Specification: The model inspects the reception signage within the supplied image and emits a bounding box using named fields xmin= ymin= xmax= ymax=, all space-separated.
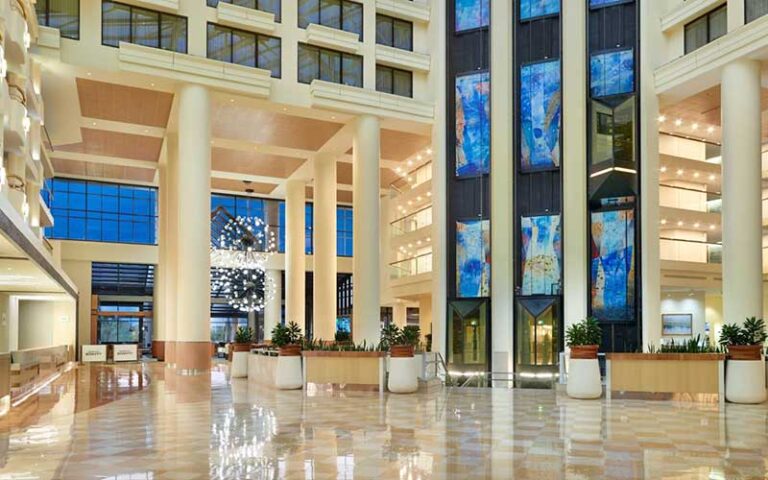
xmin=82 ymin=345 xmax=107 ymax=363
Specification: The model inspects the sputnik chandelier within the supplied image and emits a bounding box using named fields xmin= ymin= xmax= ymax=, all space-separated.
xmin=211 ymin=215 xmax=277 ymax=313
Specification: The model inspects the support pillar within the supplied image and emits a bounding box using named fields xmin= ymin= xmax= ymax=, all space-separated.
xmin=264 ymin=269 xmax=282 ymax=340
xmin=313 ymin=153 xmax=337 ymax=341
xmin=352 ymin=115 xmax=381 ymax=345
xmin=721 ymin=59 xmax=763 ymax=325
xmin=174 ymin=84 xmax=211 ymax=374
xmin=164 ymin=133 xmax=179 ymax=366
xmin=285 ymin=180 xmax=306 ymax=333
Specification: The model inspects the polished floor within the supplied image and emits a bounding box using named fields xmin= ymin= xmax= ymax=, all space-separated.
xmin=0 ymin=363 xmax=766 ymax=479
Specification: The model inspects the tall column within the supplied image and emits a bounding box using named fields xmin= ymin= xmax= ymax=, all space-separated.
xmin=164 ymin=133 xmax=179 ymax=366
xmin=174 ymin=84 xmax=211 ymax=374
xmin=313 ymin=153 xmax=337 ymax=341
xmin=285 ymin=180 xmax=306 ymax=333
xmin=153 ymin=142 xmax=168 ymax=361
xmin=264 ymin=269 xmax=282 ymax=340
xmin=352 ymin=115 xmax=381 ymax=345
xmin=721 ymin=59 xmax=763 ymax=325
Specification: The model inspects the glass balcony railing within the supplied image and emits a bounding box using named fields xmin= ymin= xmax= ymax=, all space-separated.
xmin=391 ymin=205 xmax=432 ymax=236
xmin=660 ymin=237 xmax=721 ymax=264
xmin=659 ymin=184 xmax=721 ymax=213
xmin=389 ymin=252 xmax=432 ymax=279
xmin=390 ymin=162 xmax=432 ymax=193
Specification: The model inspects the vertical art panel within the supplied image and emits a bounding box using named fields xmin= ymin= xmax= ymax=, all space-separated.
xmin=521 ymin=215 xmax=562 ymax=296
xmin=590 ymin=209 xmax=635 ymax=321
xmin=590 ymin=49 xmax=634 ymax=98
xmin=456 ymin=72 xmax=491 ymax=177
xmin=455 ymin=0 xmax=490 ymax=32
xmin=521 ymin=60 xmax=561 ymax=171
xmin=457 ymin=219 xmax=491 ymax=298
xmin=520 ymin=0 xmax=560 ymax=21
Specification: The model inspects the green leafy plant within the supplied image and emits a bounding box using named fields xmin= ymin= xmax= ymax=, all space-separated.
xmin=565 ymin=317 xmax=602 ymax=347
xmin=334 ymin=330 xmax=351 ymax=342
xmin=379 ymin=323 xmax=400 ymax=351
xmin=647 ymin=334 xmax=722 ymax=354
xmin=271 ymin=321 xmax=303 ymax=347
xmin=398 ymin=326 xmax=421 ymax=347
xmin=719 ymin=317 xmax=767 ymax=346
xmin=234 ymin=326 xmax=253 ymax=344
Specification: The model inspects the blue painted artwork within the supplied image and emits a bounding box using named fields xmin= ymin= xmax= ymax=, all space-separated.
xmin=590 ymin=49 xmax=634 ymax=97
xmin=521 ymin=215 xmax=561 ymax=296
xmin=520 ymin=0 xmax=560 ymax=21
xmin=336 ymin=317 xmax=351 ymax=333
xmin=521 ymin=60 xmax=561 ymax=170
xmin=456 ymin=0 xmax=490 ymax=32
xmin=455 ymin=72 xmax=490 ymax=177
xmin=591 ymin=209 xmax=635 ymax=321
xmin=457 ymin=219 xmax=490 ymax=298
xmin=590 ymin=0 xmax=628 ymax=7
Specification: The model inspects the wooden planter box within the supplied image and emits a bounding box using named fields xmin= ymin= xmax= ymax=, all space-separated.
xmin=302 ymin=351 xmax=387 ymax=392
xmin=606 ymin=353 xmax=725 ymax=405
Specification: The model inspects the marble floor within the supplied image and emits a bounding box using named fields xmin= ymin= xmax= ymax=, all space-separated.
xmin=0 ymin=363 xmax=766 ymax=479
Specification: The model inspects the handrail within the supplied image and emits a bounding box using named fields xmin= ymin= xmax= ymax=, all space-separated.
xmin=659 ymin=237 xmax=721 ymax=247
xmin=659 ymin=183 xmax=721 ymax=197
xmin=390 ymin=204 xmax=432 ymax=225
xmin=388 ymin=251 xmax=432 ymax=267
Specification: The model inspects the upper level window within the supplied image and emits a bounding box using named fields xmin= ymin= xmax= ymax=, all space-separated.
xmin=207 ymin=23 xmax=281 ymax=77
xmin=376 ymin=65 xmax=413 ymax=97
xmin=298 ymin=43 xmax=363 ymax=87
xmin=102 ymin=1 xmax=187 ymax=53
xmin=376 ymin=14 xmax=412 ymax=51
xmin=206 ymin=0 xmax=282 ymax=22
xmin=746 ymin=0 xmax=768 ymax=23
xmin=684 ymin=5 xmax=726 ymax=54
xmin=44 ymin=178 xmax=158 ymax=245
xmin=337 ymin=206 xmax=353 ymax=257
xmin=35 ymin=0 xmax=79 ymax=40
xmin=298 ymin=0 xmax=363 ymax=40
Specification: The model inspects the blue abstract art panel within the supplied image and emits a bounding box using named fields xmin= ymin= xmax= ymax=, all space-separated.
xmin=521 ymin=215 xmax=562 ymax=296
xmin=456 ymin=0 xmax=490 ymax=32
xmin=457 ymin=219 xmax=490 ymax=298
xmin=590 ymin=209 xmax=635 ymax=321
xmin=590 ymin=49 xmax=634 ymax=97
xmin=455 ymin=72 xmax=490 ymax=177
xmin=520 ymin=0 xmax=559 ymax=21
xmin=590 ymin=0 xmax=628 ymax=7
xmin=521 ymin=60 xmax=561 ymax=171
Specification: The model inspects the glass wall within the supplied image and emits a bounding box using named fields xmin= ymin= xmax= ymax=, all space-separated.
xmin=102 ymin=1 xmax=187 ymax=53
xmin=206 ymin=0 xmax=282 ymax=22
xmin=298 ymin=0 xmax=363 ymax=39
xmin=298 ymin=43 xmax=363 ymax=87
xmin=35 ymin=0 xmax=79 ymax=39
xmin=206 ymin=23 xmax=281 ymax=77
xmin=684 ymin=5 xmax=726 ymax=54
xmin=44 ymin=178 xmax=158 ymax=244
xmin=376 ymin=14 xmax=412 ymax=50
xmin=747 ymin=0 xmax=768 ymax=23
xmin=376 ymin=65 xmax=413 ymax=97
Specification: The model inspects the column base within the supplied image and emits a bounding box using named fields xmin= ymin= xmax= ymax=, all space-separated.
xmin=176 ymin=341 xmax=212 ymax=375
xmin=165 ymin=341 xmax=177 ymax=368
xmin=151 ymin=341 xmax=166 ymax=361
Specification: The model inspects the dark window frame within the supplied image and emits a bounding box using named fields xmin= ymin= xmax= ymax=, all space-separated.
xmin=36 ymin=0 xmax=81 ymax=40
xmin=684 ymin=4 xmax=727 ymax=54
xmin=205 ymin=0 xmax=282 ymax=23
xmin=297 ymin=43 xmax=363 ymax=87
xmin=375 ymin=13 xmax=413 ymax=51
xmin=206 ymin=22 xmax=282 ymax=78
xmin=101 ymin=0 xmax=188 ymax=53
xmin=376 ymin=64 xmax=413 ymax=98
xmin=297 ymin=0 xmax=364 ymax=40
xmin=745 ymin=0 xmax=768 ymax=23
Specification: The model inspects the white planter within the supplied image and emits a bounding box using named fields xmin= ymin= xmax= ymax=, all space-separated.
xmin=275 ymin=355 xmax=303 ymax=390
xmin=388 ymin=356 xmax=418 ymax=393
xmin=567 ymin=358 xmax=602 ymax=399
xmin=726 ymin=359 xmax=767 ymax=404
xmin=230 ymin=351 xmax=249 ymax=378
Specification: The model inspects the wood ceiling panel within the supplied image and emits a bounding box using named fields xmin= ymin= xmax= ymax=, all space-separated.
xmin=305 ymin=186 xmax=353 ymax=203
xmin=212 ymin=148 xmax=306 ymax=178
xmin=52 ymin=158 xmax=156 ymax=182
xmin=76 ymin=78 xmax=174 ymax=128
xmin=334 ymin=162 xmax=401 ymax=188
xmin=57 ymin=129 xmax=163 ymax=162
xmin=212 ymin=178 xmax=277 ymax=195
xmin=380 ymin=129 xmax=430 ymax=162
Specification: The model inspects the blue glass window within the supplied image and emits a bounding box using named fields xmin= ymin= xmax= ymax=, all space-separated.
xmin=336 ymin=206 xmax=353 ymax=257
xmin=520 ymin=0 xmax=559 ymax=21
xmin=102 ymin=1 xmax=187 ymax=53
xmin=590 ymin=48 xmax=634 ymax=98
xmin=36 ymin=0 xmax=80 ymax=39
xmin=206 ymin=0 xmax=282 ymax=23
xmin=455 ymin=0 xmax=489 ymax=32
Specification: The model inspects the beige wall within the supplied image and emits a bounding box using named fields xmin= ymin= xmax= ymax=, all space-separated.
xmin=62 ymin=260 xmax=92 ymax=347
xmin=18 ymin=299 xmax=76 ymax=350
xmin=0 ymin=294 xmax=10 ymax=352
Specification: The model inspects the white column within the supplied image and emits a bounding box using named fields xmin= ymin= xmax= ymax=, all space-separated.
xmin=153 ymin=141 xmax=168 ymax=361
xmin=721 ymin=59 xmax=763 ymax=325
xmin=313 ymin=153 xmax=337 ymax=341
xmin=174 ymin=84 xmax=211 ymax=374
xmin=264 ymin=269 xmax=282 ymax=340
xmin=164 ymin=133 xmax=179 ymax=366
xmin=352 ymin=115 xmax=381 ymax=345
xmin=285 ymin=180 xmax=306 ymax=333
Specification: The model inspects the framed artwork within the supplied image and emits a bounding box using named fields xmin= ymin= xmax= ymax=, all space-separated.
xmin=662 ymin=314 xmax=693 ymax=336
xmin=455 ymin=71 xmax=491 ymax=177
xmin=590 ymin=49 xmax=634 ymax=97
xmin=590 ymin=208 xmax=635 ymax=321
xmin=521 ymin=214 xmax=562 ymax=296
xmin=520 ymin=0 xmax=559 ymax=21
xmin=521 ymin=59 xmax=561 ymax=171
xmin=590 ymin=0 xmax=632 ymax=8
xmin=455 ymin=0 xmax=490 ymax=32
xmin=456 ymin=219 xmax=491 ymax=298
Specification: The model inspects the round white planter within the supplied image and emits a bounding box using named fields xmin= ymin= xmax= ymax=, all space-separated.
xmin=567 ymin=358 xmax=602 ymax=399
xmin=230 ymin=351 xmax=249 ymax=378
xmin=275 ymin=355 xmax=303 ymax=390
xmin=388 ymin=356 xmax=418 ymax=394
xmin=726 ymin=359 xmax=767 ymax=404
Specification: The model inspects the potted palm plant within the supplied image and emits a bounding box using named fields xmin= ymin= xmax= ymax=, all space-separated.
xmin=565 ymin=317 xmax=602 ymax=399
xmin=719 ymin=317 xmax=767 ymax=404
xmin=232 ymin=326 xmax=253 ymax=353
xmin=385 ymin=325 xmax=421 ymax=394
xmin=229 ymin=326 xmax=253 ymax=378
xmin=271 ymin=321 xmax=304 ymax=390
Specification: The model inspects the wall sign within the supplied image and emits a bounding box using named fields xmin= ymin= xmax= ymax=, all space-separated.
xmin=82 ymin=345 xmax=107 ymax=363
xmin=114 ymin=344 xmax=139 ymax=362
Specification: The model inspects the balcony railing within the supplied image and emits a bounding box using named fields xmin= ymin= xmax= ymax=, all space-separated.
xmin=391 ymin=205 xmax=431 ymax=236
xmin=390 ymin=252 xmax=432 ymax=279
xmin=660 ymin=237 xmax=721 ymax=264
xmin=390 ymin=161 xmax=432 ymax=192
xmin=659 ymin=184 xmax=721 ymax=213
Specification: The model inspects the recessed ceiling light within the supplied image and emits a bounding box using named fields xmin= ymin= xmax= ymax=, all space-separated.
xmin=407 ymin=161 xmax=413 ymax=166
xmin=86 ymin=72 xmax=92 ymax=76
xmin=677 ymin=221 xmax=684 ymax=226
xmin=416 ymin=196 xmax=422 ymax=201
xmin=660 ymin=166 xmax=667 ymax=173
xmin=709 ymin=174 xmax=716 ymax=181
xmin=426 ymin=192 xmax=432 ymax=197
xmin=660 ymin=219 xmax=667 ymax=225
xmin=658 ymin=115 xmax=666 ymax=122
xmin=91 ymin=121 xmax=96 ymax=126
xmin=709 ymin=224 xmax=716 ymax=230
xmin=707 ymin=126 xmax=715 ymax=133
xmin=692 ymin=123 xmax=699 ymax=130
xmin=150 ymin=82 xmax=155 ymax=87
xmin=693 ymin=172 xmax=700 ymax=178
xmin=675 ymin=119 xmax=683 ymax=127
xmin=417 ymin=155 xmax=423 ymax=161
xmin=426 ymin=148 xmax=433 ymax=154
xmin=676 ymin=169 xmax=684 ymax=176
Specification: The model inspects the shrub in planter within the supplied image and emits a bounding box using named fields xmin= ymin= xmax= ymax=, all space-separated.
xmin=565 ymin=317 xmax=602 ymax=399
xmin=232 ymin=326 xmax=254 ymax=353
xmin=383 ymin=324 xmax=421 ymax=394
xmin=271 ymin=321 xmax=304 ymax=390
xmin=719 ymin=317 xmax=767 ymax=360
xmin=719 ymin=317 xmax=767 ymax=404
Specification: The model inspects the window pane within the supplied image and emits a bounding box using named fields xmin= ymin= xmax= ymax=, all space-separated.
xmin=376 ymin=66 xmax=393 ymax=93
xmin=684 ymin=16 xmax=707 ymax=53
xmin=393 ymin=69 xmax=412 ymax=97
xmin=298 ymin=44 xmax=318 ymax=83
xmin=257 ymin=36 xmax=281 ymax=77
xmin=376 ymin=15 xmax=393 ymax=46
xmin=208 ymin=24 xmax=232 ymax=62
xmin=747 ymin=0 xmax=768 ymax=23
xmin=233 ymin=0 xmax=257 ymax=8
xmin=49 ymin=0 xmax=80 ymax=39
xmin=341 ymin=54 xmax=362 ymax=87
xmin=160 ymin=14 xmax=187 ymax=53
xmin=298 ymin=0 xmax=320 ymax=28
xmin=613 ymin=97 xmax=635 ymax=164
xmin=232 ymin=30 xmax=256 ymax=67
xmin=259 ymin=0 xmax=281 ymax=22
xmin=320 ymin=49 xmax=341 ymax=83
xmin=320 ymin=0 xmax=341 ymax=29
xmin=393 ymin=19 xmax=412 ymax=50
xmin=132 ymin=8 xmax=160 ymax=48
xmin=708 ymin=7 xmax=727 ymax=41
xmin=102 ymin=1 xmax=131 ymax=47
xmin=342 ymin=1 xmax=363 ymax=38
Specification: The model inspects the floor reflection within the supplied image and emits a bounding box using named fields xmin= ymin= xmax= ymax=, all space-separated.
xmin=0 ymin=362 xmax=763 ymax=479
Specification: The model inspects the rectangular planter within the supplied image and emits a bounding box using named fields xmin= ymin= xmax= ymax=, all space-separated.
xmin=606 ymin=353 xmax=725 ymax=405
xmin=302 ymin=351 xmax=386 ymax=392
